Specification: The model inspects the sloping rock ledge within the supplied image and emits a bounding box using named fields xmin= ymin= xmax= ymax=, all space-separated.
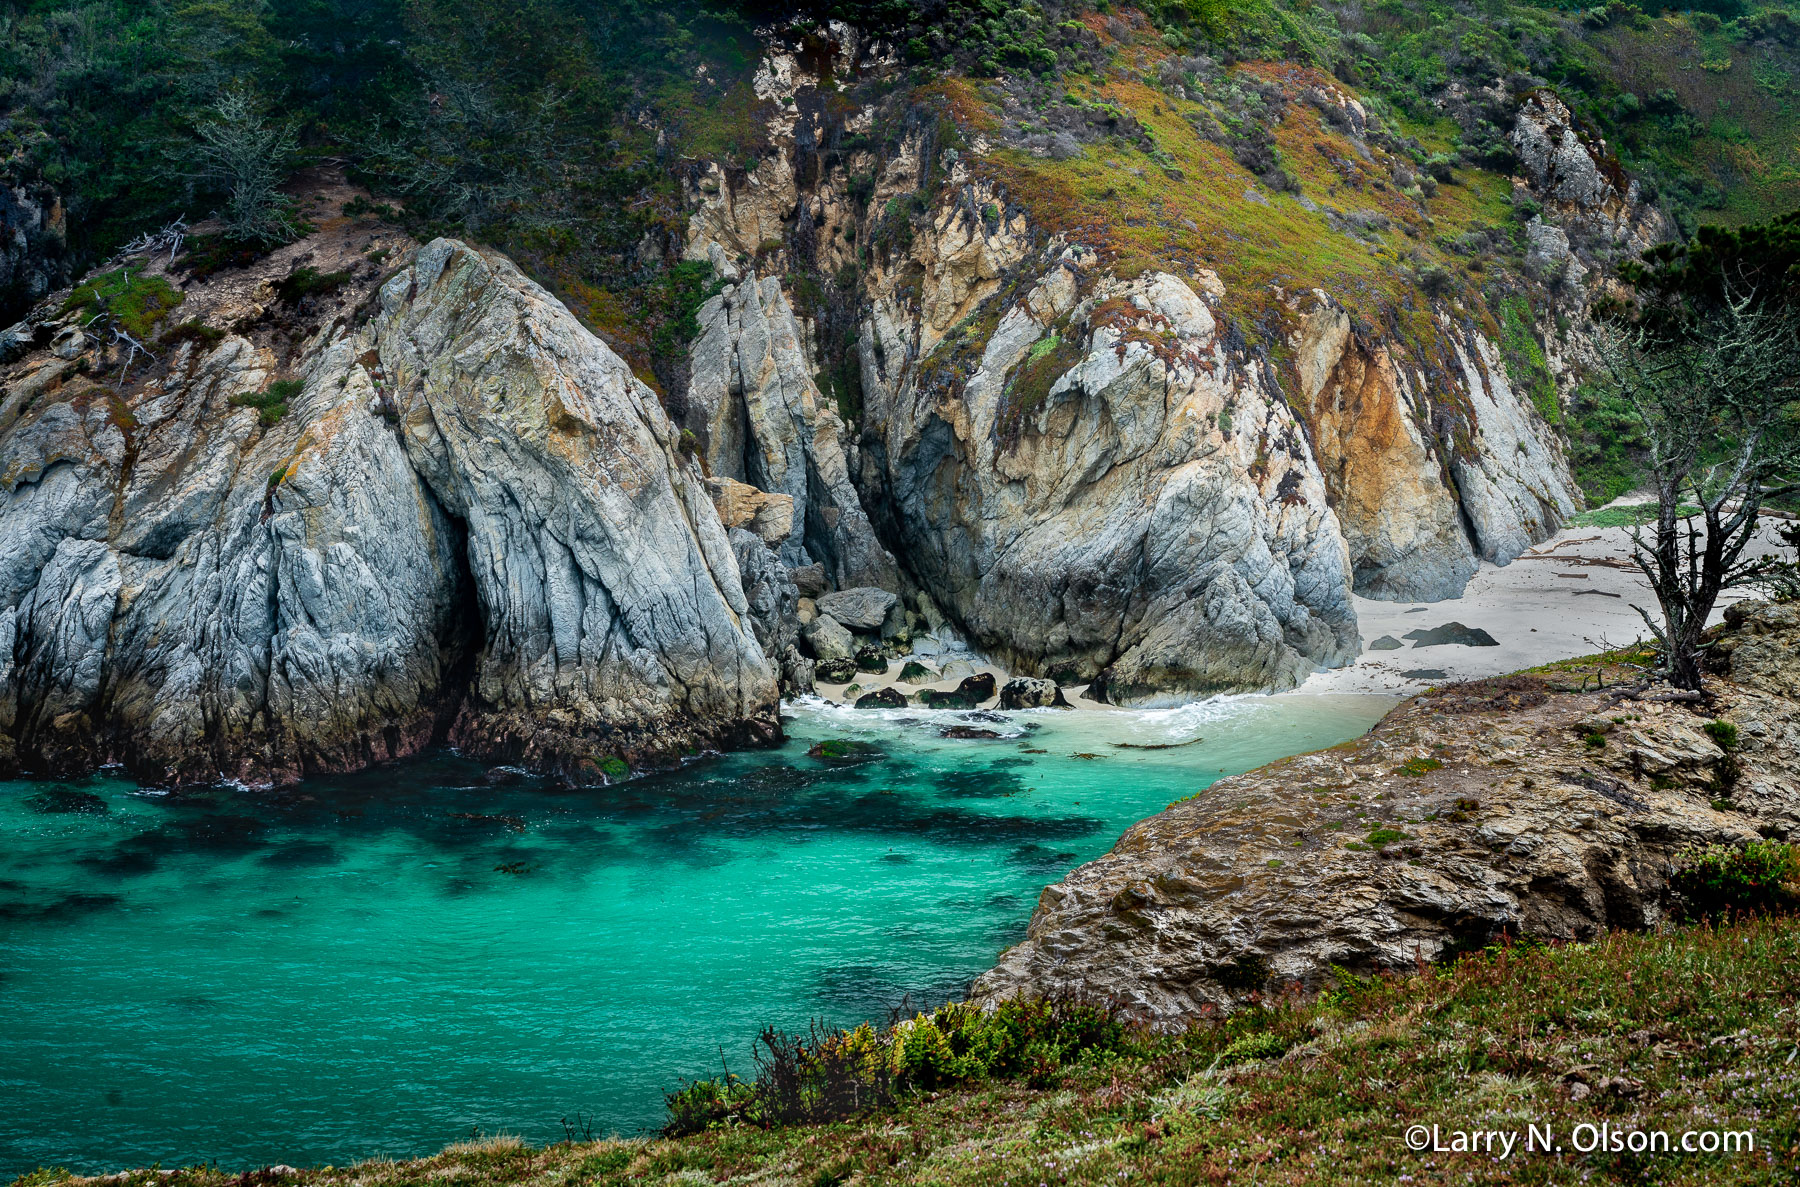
xmin=974 ymin=601 xmax=1800 ymax=1027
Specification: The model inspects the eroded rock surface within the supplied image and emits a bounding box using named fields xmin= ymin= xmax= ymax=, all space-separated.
xmin=0 ymin=225 xmax=779 ymax=785
xmin=974 ymin=604 xmax=1800 ymax=1027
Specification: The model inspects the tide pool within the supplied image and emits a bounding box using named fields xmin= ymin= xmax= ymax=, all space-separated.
xmin=0 ymin=693 xmax=1391 ymax=1176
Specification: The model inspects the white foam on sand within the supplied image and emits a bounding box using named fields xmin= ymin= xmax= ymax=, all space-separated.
xmin=1298 ymin=505 xmax=1793 ymax=695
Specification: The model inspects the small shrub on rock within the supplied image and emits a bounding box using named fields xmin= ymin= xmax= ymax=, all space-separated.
xmin=1669 ymin=841 xmax=1800 ymax=921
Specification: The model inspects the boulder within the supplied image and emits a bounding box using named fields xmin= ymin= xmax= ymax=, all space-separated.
xmin=855 ymin=647 xmax=889 ymax=675
xmin=955 ymin=673 xmax=997 ymax=704
xmin=705 ymin=476 xmax=795 ymax=545
xmin=816 ymin=587 xmax=899 ymax=633
xmin=802 ymin=614 xmax=855 ymax=662
xmin=898 ymin=660 xmax=936 ymax=683
xmin=1369 ymin=635 xmax=1403 ymax=651
xmin=855 ymin=686 xmax=907 ymax=709
xmin=790 ymin=564 xmax=828 ymax=599
xmin=1405 ymin=622 xmax=1500 ymax=648
xmin=999 ymin=676 xmax=1067 ymax=709
xmin=813 ymin=657 xmax=856 ymax=684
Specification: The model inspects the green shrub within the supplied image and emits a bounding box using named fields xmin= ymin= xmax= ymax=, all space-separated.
xmin=231 ymin=377 xmax=304 ymax=427
xmin=1218 ymin=1030 xmax=1289 ymax=1065
xmin=275 ymin=265 xmax=353 ymax=302
xmin=1365 ymin=827 xmax=1408 ymax=847
xmin=61 ymin=268 xmax=183 ymax=339
xmin=1703 ymin=719 xmax=1738 ymax=749
xmin=1394 ymin=756 xmax=1442 ymax=777
xmin=662 ymin=994 xmax=1128 ymax=1136
xmin=1669 ymin=841 xmax=1800 ymax=920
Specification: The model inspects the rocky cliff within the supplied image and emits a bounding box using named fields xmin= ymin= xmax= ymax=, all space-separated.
xmin=0 ymin=204 xmax=778 ymax=786
xmin=0 ymin=17 xmax=1686 ymax=775
xmin=672 ymin=29 xmax=1617 ymax=701
xmin=973 ymin=602 xmax=1800 ymax=1026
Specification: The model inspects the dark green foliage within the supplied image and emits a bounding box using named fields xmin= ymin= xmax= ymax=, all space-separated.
xmin=231 ymin=378 xmax=304 ymax=427
xmin=274 ymin=266 xmax=353 ymax=303
xmin=1704 ymin=719 xmax=1740 ymax=748
xmin=1566 ymin=383 xmax=1649 ymax=503
xmin=646 ymin=261 xmax=723 ymax=367
xmin=663 ymin=995 xmax=1128 ymax=1135
xmin=1497 ymin=295 xmax=1559 ymax=425
xmin=1668 ymin=841 xmax=1800 ymax=920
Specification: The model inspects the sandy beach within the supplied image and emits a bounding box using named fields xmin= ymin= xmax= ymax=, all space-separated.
xmin=812 ymin=503 xmax=1792 ymax=707
xmin=1298 ymin=506 xmax=1793 ymax=695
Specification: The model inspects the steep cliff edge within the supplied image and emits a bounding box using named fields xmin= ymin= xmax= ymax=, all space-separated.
xmin=973 ymin=602 xmax=1800 ymax=1026
xmin=0 ymin=209 xmax=778 ymax=786
xmin=672 ymin=28 xmax=1614 ymax=699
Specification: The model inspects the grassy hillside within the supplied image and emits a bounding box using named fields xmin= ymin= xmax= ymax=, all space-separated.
xmin=16 ymin=912 xmax=1796 ymax=1184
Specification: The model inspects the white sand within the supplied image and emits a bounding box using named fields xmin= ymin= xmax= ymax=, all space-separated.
xmin=807 ymin=503 xmax=1791 ymax=705
xmin=1298 ymin=507 xmax=1792 ymax=695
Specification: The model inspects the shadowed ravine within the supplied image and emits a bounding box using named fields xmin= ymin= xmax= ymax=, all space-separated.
xmin=0 ymin=694 xmax=1389 ymax=1176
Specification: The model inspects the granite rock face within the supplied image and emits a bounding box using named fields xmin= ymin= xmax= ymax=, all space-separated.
xmin=860 ymin=254 xmax=1360 ymax=700
xmin=688 ymin=267 xmax=898 ymax=589
xmin=0 ymin=230 xmax=780 ymax=785
xmin=677 ymin=46 xmax=1591 ymax=694
xmin=974 ymin=605 xmax=1800 ymax=1027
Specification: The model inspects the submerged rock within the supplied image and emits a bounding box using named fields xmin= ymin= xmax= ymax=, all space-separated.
xmin=806 ymin=738 xmax=883 ymax=765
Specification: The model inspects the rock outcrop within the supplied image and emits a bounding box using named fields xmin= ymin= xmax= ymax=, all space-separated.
xmin=862 ymin=256 xmax=1360 ymax=699
xmin=676 ymin=40 xmax=1594 ymax=697
xmin=688 ymin=265 xmax=898 ymax=589
xmin=974 ymin=604 xmax=1800 ymax=1027
xmin=0 ymin=224 xmax=780 ymax=785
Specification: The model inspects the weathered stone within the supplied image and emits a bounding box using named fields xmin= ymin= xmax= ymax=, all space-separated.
xmin=0 ymin=236 xmax=781 ymax=785
xmin=1405 ymin=622 xmax=1499 ymax=648
xmin=801 ymin=614 xmax=855 ymax=662
xmin=854 ymin=646 xmax=889 ymax=675
xmin=813 ymin=657 xmax=856 ymax=684
xmin=898 ymin=660 xmax=936 ymax=683
xmin=855 ymin=686 xmax=906 ymax=709
xmin=1369 ymin=635 xmax=1403 ymax=651
xmin=706 ymin=476 xmax=795 ymax=545
xmin=790 ymin=564 xmax=827 ymax=599
xmin=816 ymin=586 xmax=899 ymax=632
xmin=686 ymin=270 xmax=898 ymax=587
xmin=955 ymin=673 xmax=997 ymax=704
xmin=975 ymin=608 xmax=1800 ymax=1027
xmin=999 ymin=676 xmax=1066 ymax=709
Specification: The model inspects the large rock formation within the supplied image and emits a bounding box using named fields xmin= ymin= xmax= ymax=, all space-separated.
xmin=973 ymin=603 xmax=1800 ymax=1027
xmin=0 ymin=227 xmax=779 ymax=785
xmin=677 ymin=41 xmax=1593 ymax=698
xmin=862 ymin=253 xmax=1360 ymax=699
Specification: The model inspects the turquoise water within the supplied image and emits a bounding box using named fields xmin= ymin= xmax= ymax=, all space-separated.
xmin=0 ymin=693 xmax=1390 ymax=1176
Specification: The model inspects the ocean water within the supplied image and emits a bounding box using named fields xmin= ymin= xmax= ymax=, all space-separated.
xmin=0 ymin=693 xmax=1391 ymax=1176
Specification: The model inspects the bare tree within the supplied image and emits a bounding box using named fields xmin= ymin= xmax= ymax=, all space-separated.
xmin=1592 ymin=286 xmax=1800 ymax=689
xmin=194 ymin=86 xmax=297 ymax=244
